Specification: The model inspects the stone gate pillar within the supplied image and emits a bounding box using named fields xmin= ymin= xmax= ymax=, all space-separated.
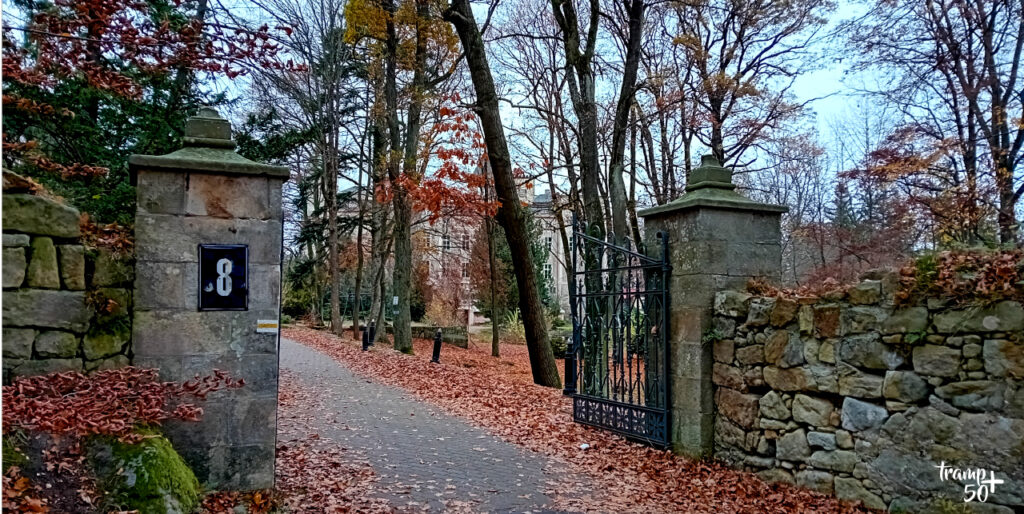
xmin=129 ymin=108 xmax=288 ymax=489
xmin=638 ymin=155 xmax=785 ymax=457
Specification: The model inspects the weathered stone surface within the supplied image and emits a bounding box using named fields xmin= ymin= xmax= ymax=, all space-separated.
xmin=835 ymin=430 xmax=853 ymax=449
xmin=184 ymin=174 xmax=272 ymax=219
xmin=763 ymin=366 xmax=811 ymax=391
xmin=715 ymin=291 xmax=751 ymax=317
xmin=716 ymin=387 xmax=760 ymax=428
xmin=847 ymin=280 xmax=881 ymax=305
xmin=764 ymin=330 xmax=804 ymax=368
xmin=882 ymin=370 xmax=929 ymax=403
xmin=838 ymin=365 xmax=884 ymax=398
xmin=814 ymin=304 xmax=841 ymax=338
xmin=713 ymin=363 xmax=745 ymax=391
xmin=881 ymin=307 xmax=929 ymax=334
xmin=713 ymin=316 xmax=736 ymax=339
xmin=716 ymin=416 xmax=756 ymax=452
xmin=713 ymin=339 xmax=735 ymax=363
xmin=26 ymin=237 xmax=60 ymax=288
xmin=35 ymin=331 xmax=78 ymax=358
xmin=776 ymin=429 xmax=810 ymax=461
xmin=83 ymin=323 xmax=131 ymax=360
xmin=135 ymin=213 xmax=282 ymax=265
xmin=743 ymin=367 xmax=764 ymax=388
xmin=2 ymin=289 xmax=91 ymax=332
xmin=807 ymin=431 xmax=837 ymax=450
xmin=85 ymin=354 xmax=130 ymax=372
xmin=984 ymin=339 xmax=1024 ymax=379
xmin=836 ymin=332 xmax=905 ymax=370
xmin=841 ymin=398 xmax=888 ymax=431
xmin=736 ymin=344 xmax=764 ymax=365
xmin=818 ymin=339 xmax=835 ymax=363
xmin=2 ymin=194 xmax=81 ymax=238
xmin=807 ymin=450 xmax=860 ymax=473
xmin=964 ymin=342 xmax=983 ymax=358
xmin=912 ymin=344 xmax=961 ymax=377
xmin=934 ymin=301 xmax=1024 ymax=333
xmin=757 ymin=468 xmax=794 ymax=485
xmin=798 ymin=305 xmax=814 ymax=334
xmin=934 ymin=381 xmax=1005 ymax=411
xmin=3 ymin=247 xmax=26 ymax=287
xmin=795 ymin=469 xmax=834 ymax=494
xmin=759 ymin=390 xmax=790 ymax=420
xmin=57 ymin=245 xmax=86 ymax=290
xmin=792 ymin=394 xmax=834 ymax=427
xmin=94 ymin=287 xmax=131 ymax=321
xmin=91 ymin=248 xmax=134 ymax=287
xmin=842 ymin=306 xmax=887 ymax=334
xmin=770 ymin=298 xmax=799 ymax=327
xmin=3 ymin=327 xmax=35 ymax=359
xmin=746 ymin=298 xmax=774 ymax=326
xmin=833 ymin=477 xmax=885 ymax=510
xmin=3 ymin=234 xmax=29 ymax=247
xmin=807 ymin=364 xmax=838 ymax=393
xmin=10 ymin=358 xmax=83 ymax=376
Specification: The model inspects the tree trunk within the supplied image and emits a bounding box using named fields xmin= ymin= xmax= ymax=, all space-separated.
xmin=445 ymin=0 xmax=561 ymax=387
xmin=606 ymin=0 xmax=645 ymax=243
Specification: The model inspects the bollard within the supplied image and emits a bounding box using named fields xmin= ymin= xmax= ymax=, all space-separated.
xmin=362 ymin=328 xmax=369 ymax=351
xmin=431 ymin=328 xmax=442 ymax=363
xmin=369 ymin=321 xmax=376 ymax=346
xmin=563 ymin=335 xmax=577 ymax=396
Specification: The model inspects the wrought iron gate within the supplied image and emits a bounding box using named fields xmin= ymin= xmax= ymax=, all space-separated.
xmin=564 ymin=219 xmax=671 ymax=447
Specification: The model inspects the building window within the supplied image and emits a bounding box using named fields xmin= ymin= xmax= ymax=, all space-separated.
xmin=545 ymin=236 xmax=553 ymax=251
xmin=543 ymin=263 xmax=552 ymax=280
xmin=442 ymin=233 xmax=451 ymax=250
xmin=462 ymin=263 xmax=469 ymax=279
xmin=462 ymin=234 xmax=470 ymax=250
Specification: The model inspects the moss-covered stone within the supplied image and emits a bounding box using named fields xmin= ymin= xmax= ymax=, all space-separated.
xmin=88 ymin=430 xmax=200 ymax=514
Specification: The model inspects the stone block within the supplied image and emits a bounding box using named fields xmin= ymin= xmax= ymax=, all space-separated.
xmin=881 ymin=307 xmax=928 ymax=334
xmin=85 ymin=355 xmax=130 ymax=373
xmin=847 ymin=280 xmax=881 ymax=305
xmin=57 ymin=245 xmax=86 ymax=290
xmin=983 ymin=339 xmax=1024 ymax=379
xmin=35 ymin=331 xmax=78 ymax=358
xmin=792 ymin=394 xmax=834 ymax=427
xmin=798 ymin=305 xmax=814 ymax=334
xmin=838 ymin=364 xmax=884 ymax=398
xmin=83 ymin=324 xmax=130 ymax=360
xmin=795 ymin=469 xmax=834 ymax=494
xmin=836 ymin=332 xmax=906 ymax=370
xmin=26 ymin=237 xmax=60 ymax=288
xmin=835 ymin=430 xmax=853 ymax=449
xmin=2 ymin=289 xmax=91 ymax=332
xmin=841 ymin=306 xmax=887 ymax=334
xmin=94 ymin=288 xmax=131 ymax=322
xmin=716 ymin=387 xmax=759 ymax=428
xmin=91 ymin=248 xmax=134 ymax=287
xmin=807 ymin=450 xmax=859 ymax=474
xmin=757 ymin=469 xmax=794 ymax=485
xmin=2 ymin=194 xmax=80 ymax=238
xmin=763 ymin=366 xmax=811 ymax=391
xmin=912 ymin=344 xmax=961 ymax=377
xmin=11 ymin=358 xmax=83 ymax=377
xmin=934 ymin=381 xmax=1005 ymax=411
xmin=2 ymin=247 xmax=26 ymax=288
xmin=712 ymin=316 xmax=736 ymax=339
xmin=136 ymin=213 xmax=283 ymax=265
xmin=713 ymin=339 xmax=734 ymax=363
xmin=841 ymin=398 xmax=887 ymax=431
xmin=934 ymin=301 xmax=1024 ymax=333
xmin=882 ymin=370 xmax=929 ymax=403
xmin=963 ymin=343 xmax=982 ymax=358
xmin=818 ymin=339 xmax=835 ymax=363
xmin=745 ymin=298 xmax=774 ymax=326
xmin=765 ymin=330 xmax=805 ymax=368
xmin=777 ymin=429 xmax=810 ymax=461
xmin=713 ymin=363 xmax=745 ymax=391
xmin=806 ymin=431 xmax=836 ymax=450
xmin=770 ymin=297 xmax=798 ymax=327
xmin=3 ymin=327 xmax=35 ymax=359
xmin=134 ymin=261 xmax=193 ymax=310
xmin=714 ymin=415 xmax=752 ymax=452
xmin=136 ymin=170 xmax=185 ymax=214
xmin=185 ymin=174 xmax=272 ymax=219
xmin=3 ymin=234 xmax=29 ymax=247
xmin=743 ymin=367 xmax=764 ymax=388
xmin=759 ymin=391 xmax=790 ymax=420
xmin=736 ymin=344 xmax=764 ymax=365
xmin=807 ymin=364 xmax=838 ymax=393
xmin=813 ymin=304 xmax=840 ymax=338
xmin=833 ymin=477 xmax=886 ymax=510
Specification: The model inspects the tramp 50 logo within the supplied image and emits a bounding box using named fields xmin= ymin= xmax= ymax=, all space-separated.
xmin=934 ymin=462 xmax=1005 ymax=503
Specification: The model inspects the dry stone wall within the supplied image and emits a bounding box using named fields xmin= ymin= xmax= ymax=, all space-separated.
xmin=711 ymin=274 xmax=1024 ymax=512
xmin=2 ymin=179 xmax=133 ymax=381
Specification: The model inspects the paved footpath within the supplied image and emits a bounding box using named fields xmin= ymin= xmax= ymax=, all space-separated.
xmin=279 ymin=338 xmax=565 ymax=512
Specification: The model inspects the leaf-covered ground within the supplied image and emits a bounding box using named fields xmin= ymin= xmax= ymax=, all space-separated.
xmin=283 ymin=327 xmax=869 ymax=513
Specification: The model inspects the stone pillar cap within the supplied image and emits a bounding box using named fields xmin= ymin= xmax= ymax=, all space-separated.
xmin=128 ymin=107 xmax=289 ymax=180
xmin=637 ymin=154 xmax=787 ymax=217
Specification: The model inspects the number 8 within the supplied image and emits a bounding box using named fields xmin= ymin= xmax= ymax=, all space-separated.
xmin=216 ymin=258 xmax=233 ymax=296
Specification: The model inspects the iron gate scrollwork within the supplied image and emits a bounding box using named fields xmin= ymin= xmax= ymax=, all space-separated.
xmin=564 ymin=218 xmax=671 ymax=447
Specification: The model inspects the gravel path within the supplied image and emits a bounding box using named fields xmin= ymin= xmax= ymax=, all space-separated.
xmin=279 ymin=337 xmax=564 ymax=512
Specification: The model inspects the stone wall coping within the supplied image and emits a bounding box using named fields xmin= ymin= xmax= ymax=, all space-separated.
xmin=638 ymin=189 xmax=789 ymax=218
xmin=129 ymin=148 xmax=289 ymax=180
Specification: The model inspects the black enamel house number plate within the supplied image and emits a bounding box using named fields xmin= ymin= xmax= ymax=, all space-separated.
xmin=198 ymin=244 xmax=248 ymax=311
